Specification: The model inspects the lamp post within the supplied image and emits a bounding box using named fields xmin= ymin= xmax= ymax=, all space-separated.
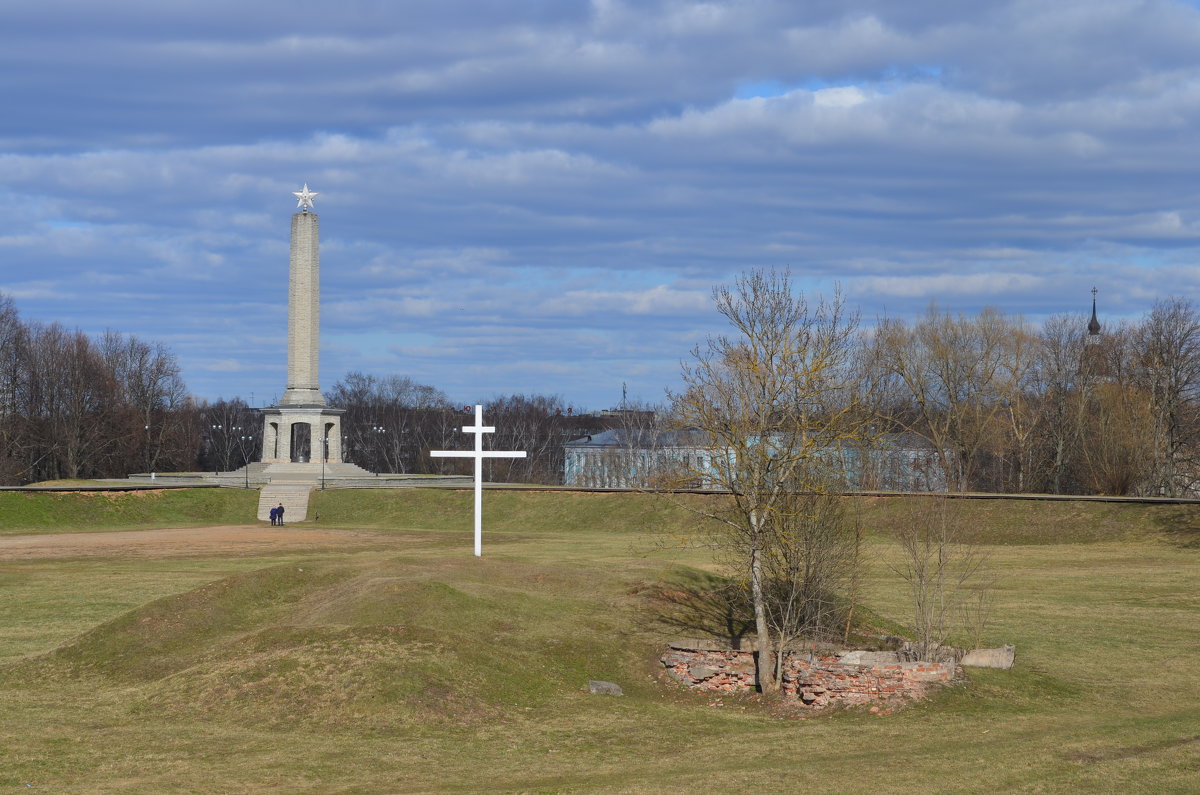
xmin=321 ymin=436 xmax=328 ymax=490
xmin=240 ymin=435 xmax=255 ymax=488
xmin=371 ymin=425 xmax=386 ymax=476
xmin=231 ymin=425 xmax=241 ymax=478
xmin=211 ymin=424 xmax=222 ymax=476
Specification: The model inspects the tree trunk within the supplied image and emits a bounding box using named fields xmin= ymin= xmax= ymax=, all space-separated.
xmin=748 ymin=527 xmax=777 ymax=694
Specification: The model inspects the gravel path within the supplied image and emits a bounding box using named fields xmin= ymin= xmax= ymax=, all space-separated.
xmin=0 ymin=525 xmax=393 ymax=560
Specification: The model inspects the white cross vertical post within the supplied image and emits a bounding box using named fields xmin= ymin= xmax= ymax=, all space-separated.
xmin=430 ymin=405 xmax=526 ymax=557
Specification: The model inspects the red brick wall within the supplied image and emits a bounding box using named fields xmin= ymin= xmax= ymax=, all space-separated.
xmin=661 ymin=644 xmax=957 ymax=708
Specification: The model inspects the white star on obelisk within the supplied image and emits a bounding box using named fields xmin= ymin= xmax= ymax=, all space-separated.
xmin=431 ymin=405 xmax=527 ymax=557
xmin=293 ymin=183 xmax=318 ymax=211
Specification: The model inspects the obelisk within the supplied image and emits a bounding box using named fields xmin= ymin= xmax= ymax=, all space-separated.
xmin=281 ymin=184 xmax=324 ymax=406
xmin=260 ymin=184 xmax=343 ymax=464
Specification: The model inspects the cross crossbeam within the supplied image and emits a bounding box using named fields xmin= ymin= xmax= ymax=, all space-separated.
xmin=430 ymin=404 xmax=526 ymax=556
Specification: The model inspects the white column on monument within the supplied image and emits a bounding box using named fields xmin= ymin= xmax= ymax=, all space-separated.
xmin=326 ymin=418 xmax=343 ymax=463
xmin=279 ymin=421 xmax=293 ymax=461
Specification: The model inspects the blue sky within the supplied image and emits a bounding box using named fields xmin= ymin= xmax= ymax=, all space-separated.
xmin=5 ymin=0 xmax=1200 ymax=410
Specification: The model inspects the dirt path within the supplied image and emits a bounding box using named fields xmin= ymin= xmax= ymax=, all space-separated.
xmin=0 ymin=525 xmax=395 ymax=560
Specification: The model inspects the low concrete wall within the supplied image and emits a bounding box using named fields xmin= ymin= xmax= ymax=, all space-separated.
xmin=661 ymin=641 xmax=958 ymax=708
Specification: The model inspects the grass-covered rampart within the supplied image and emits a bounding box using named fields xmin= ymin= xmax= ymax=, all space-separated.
xmin=312 ymin=487 xmax=1200 ymax=546
xmin=5 ymin=484 xmax=1198 ymax=547
xmin=0 ymin=487 xmax=258 ymax=535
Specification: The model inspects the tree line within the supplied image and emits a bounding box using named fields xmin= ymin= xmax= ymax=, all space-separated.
xmin=3 ymin=282 xmax=1199 ymax=496
xmin=868 ymin=298 xmax=1200 ymax=497
xmin=629 ymin=287 xmax=1200 ymax=500
xmin=0 ymin=291 xmax=615 ymax=484
xmin=326 ymin=372 xmax=614 ymax=481
xmin=0 ymin=294 xmax=196 ymax=483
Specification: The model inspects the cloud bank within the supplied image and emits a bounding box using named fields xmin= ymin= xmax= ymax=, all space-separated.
xmin=3 ymin=0 xmax=1200 ymax=407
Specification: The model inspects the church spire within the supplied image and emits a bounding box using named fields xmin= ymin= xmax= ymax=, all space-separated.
xmin=1087 ymin=287 xmax=1101 ymax=336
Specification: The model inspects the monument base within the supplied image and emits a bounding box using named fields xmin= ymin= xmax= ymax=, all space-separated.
xmin=260 ymin=405 xmax=345 ymax=464
xmin=121 ymin=462 xmax=470 ymax=490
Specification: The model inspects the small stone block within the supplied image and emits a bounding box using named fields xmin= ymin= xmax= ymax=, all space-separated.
xmin=588 ymin=680 xmax=624 ymax=696
xmin=961 ymin=645 xmax=1016 ymax=669
xmin=688 ymin=664 xmax=721 ymax=680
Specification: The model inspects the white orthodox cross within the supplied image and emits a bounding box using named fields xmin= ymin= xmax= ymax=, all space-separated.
xmin=430 ymin=404 xmax=526 ymax=557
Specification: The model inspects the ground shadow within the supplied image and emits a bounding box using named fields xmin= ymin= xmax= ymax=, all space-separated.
xmin=1148 ymin=505 xmax=1200 ymax=549
xmin=637 ymin=570 xmax=754 ymax=649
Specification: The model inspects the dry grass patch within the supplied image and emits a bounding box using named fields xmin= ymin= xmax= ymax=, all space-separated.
xmin=0 ymin=492 xmax=1197 ymax=791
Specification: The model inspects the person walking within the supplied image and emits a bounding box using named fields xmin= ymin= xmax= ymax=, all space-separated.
xmin=276 ymin=503 xmax=285 ymax=526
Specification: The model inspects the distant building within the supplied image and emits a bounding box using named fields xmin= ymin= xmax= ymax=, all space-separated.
xmin=563 ymin=429 xmax=947 ymax=491
xmin=563 ymin=428 xmax=711 ymax=489
xmin=834 ymin=434 xmax=948 ymax=492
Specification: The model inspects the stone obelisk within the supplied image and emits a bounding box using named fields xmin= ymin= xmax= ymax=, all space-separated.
xmin=281 ymin=197 xmax=323 ymax=407
xmin=260 ymin=185 xmax=343 ymax=464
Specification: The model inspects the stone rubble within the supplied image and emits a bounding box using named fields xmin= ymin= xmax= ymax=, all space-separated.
xmin=661 ymin=641 xmax=959 ymax=709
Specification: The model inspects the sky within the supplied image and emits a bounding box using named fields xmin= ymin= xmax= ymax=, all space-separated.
xmin=5 ymin=0 xmax=1200 ymax=410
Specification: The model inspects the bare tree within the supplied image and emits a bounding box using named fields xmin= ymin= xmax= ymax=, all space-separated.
xmin=100 ymin=331 xmax=192 ymax=474
xmin=18 ymin=323 xmax=120 ymax=480
xmin=485 ymin=393 xmax=582 ymax=483
xmin=758 ymin=487 xmax=863 ymax=681
xmin=1079 ymin=381 xmax=1154 ymax=495
xmin=0 ymin=294 xmax=27 ymax=482
xmin=1031 ymin=314 xmax=1090 ymax=494
xmin=327 ymin=371 xmax=452 ymax=474
xmin=669 ymin=269 xmax=870 ymax=693
xmin=0 ymin=291 xmax=204 ymax=484
xmin=996 ymin=319 xmax=1039 ymax=492
xmin=198 ymin=398 xmax=259 ymax=473
xmin=1132 ymin=298 xmax=1200 ymax=496
xmin=872 ymin=306 xmax=1020 ymax=491
xmin=893 ymin=496 xmax=992 ymax=661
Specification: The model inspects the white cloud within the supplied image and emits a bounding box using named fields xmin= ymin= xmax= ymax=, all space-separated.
xmin=536 ymin=284 xmax=709 ymax=316
xmin=857 ymin=272 xmax=1047 ymax=298
xmin=812 ymin=86 xmax=870 ymax=108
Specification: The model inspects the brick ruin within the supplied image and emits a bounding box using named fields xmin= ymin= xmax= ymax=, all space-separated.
xmin=661 ymin=640 xmax=958 ymax=708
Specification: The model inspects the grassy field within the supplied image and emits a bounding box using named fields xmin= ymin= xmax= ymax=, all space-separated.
xmin=0 ymin=488 xmax=1197 ymax=792
xmin=0 ymin=487 xmax=258 ymax=534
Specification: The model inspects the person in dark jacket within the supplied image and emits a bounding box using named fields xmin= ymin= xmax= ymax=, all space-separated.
xmin=269 ymin=506 xmax=278 ymax=526
xmin=276 ymin=503 xmax=285 ymax=526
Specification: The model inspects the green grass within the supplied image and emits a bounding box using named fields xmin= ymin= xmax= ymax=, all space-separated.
xmin=310 ymin=486 xmax=1200 ymax=548
xmin=0 ymin=489 xmax=1197 ymax=791
xmin=7 ymin=484 xmax=1197 ymax=547
xmin=0 ymin=488 xmax=259 ymax=535
xmin=853 ymin=493 xmax=1200 ymax=544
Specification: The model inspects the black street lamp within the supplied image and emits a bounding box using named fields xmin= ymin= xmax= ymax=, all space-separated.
xmin=371 ymin=425 xmax=386 ymax=476
xmin=211 ymin=424 xmax=222 ymax=476
xmin=321 ymin=435 xmax=329 ymax=490
xmin=240 ymin=435 xmax=255 ymax=488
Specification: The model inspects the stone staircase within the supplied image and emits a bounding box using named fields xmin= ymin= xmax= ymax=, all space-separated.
xmin=253 ymin=461 xmax=383 ymax=522
xmin=259 ymin=461 xmax=368 ymax=479
xmin=257 ymin=482 xmax=314 ymax=523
